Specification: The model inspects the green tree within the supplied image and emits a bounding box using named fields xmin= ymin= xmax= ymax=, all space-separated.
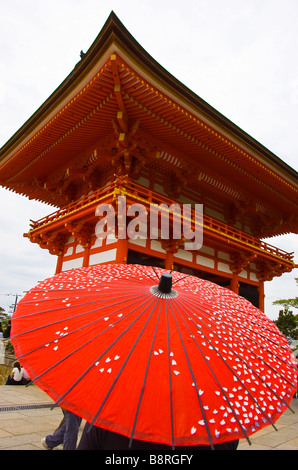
xmin=273 ymin=276 xmax=298 ymax=344
xmin=0 ymin=306 xmax=11 ymax=334
xmin=273 ymin=307 xmax=298 ymax=342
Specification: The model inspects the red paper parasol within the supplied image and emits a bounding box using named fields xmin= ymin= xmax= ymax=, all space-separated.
xmin=11 ymin=264 xmax=297 ymax=448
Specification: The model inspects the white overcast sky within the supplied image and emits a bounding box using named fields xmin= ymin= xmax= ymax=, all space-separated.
xmin=0 ymin=0 xmax=297 ymax=318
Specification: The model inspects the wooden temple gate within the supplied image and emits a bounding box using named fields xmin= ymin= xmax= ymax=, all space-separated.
xmin=0 ymin=13 xmax=297 ymax=312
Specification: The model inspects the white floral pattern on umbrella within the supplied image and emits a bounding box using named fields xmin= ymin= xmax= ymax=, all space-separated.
xmin=11 ymin=264 xmax=297 ymax=448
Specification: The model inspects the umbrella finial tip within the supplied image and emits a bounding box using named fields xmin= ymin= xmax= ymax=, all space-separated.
xmin=158 ymin=273 xmax=172 ymax=293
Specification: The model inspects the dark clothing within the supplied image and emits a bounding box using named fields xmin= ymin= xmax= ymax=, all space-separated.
xmin=45 ymin=411 xmax=82 ymax=450
xmin=5 ymin=376 xmax=23 ymax=385
xmin=77 ymin=422 xmax=239 ymax=450
xmin=3 ymin=325 xmax=10 ymax=338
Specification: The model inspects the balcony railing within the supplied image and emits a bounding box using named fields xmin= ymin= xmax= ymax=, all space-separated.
xmin=28 ymin=177 xmax=294 ymax=264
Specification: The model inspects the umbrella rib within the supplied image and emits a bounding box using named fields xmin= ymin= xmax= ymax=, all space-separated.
xmin=172 ymin=302 xmax=260 ymax=443
xmin=175 ymin=300 xmax=284 ymax=430
xmin=196 ymin=314 xmax=297 ymax=409
xmin=151 ymin=266 xmax=162 ymax=280
xmin=13 ymin=291 xmax=144 ymax=320
xmin=12 ymin=294 xmax=151 ymax=361
xmin=183 ymin=292 xmax=288 ymax=345
xmin=11 ymin=293 xmax=146 ymax=340
xmin=223 ymin=312 xmax=288 ymax=348
xmin=172 ymin=274 xmax=191 ymax=286
xmin=133 ymin=264 xmax=160 ymax=282
xmin=28 ymin=271 xmax=150 ymax=287
xmin=18 ymin=288 xmax=143 ymax=306
xmin=128 ymin=301 xmax=163 ymax=447
xmin=52 ymin=296 xmax=159 ymax=410
xmin=184 ymin=295 xmax=297 ymax=374
xmin=193 ymin=311 xmax=294 ymax=416
xmin=182 ymin=295 xmax=297 ymax=386
xmin=181 ymin=295 xmax=296 ymax=393
xmin=87 ymin=297 xmax=160 ymax=428
xmin=165 ymin=300 xmax=175 ymax=449
xmin=21 ymin=294 xmax=156 ymax=391
xmin=175 ymin=283 xmax=286 ymax=342
xmin=197 ymin=313 xmax=296 ymax=412
xmin=168 ymin=301 xmax=245 ymax=448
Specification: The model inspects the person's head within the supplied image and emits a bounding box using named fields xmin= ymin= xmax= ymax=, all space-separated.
xmin=14 ymin=361 xmax=21 ymax=371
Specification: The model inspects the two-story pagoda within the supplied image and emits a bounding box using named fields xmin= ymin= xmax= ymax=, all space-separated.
xmin=0 ymin=12 xmax=297 ymax=312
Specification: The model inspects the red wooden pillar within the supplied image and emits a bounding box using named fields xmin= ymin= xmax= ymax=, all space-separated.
xmin=258 ymin=281 xmax=265 ymax=312
xmin=116 ymin=239 xmax=128 ymax=263
xmin=83 ymin=246 xmax=90 ymax=267
xmin=55 ymin=254 xmax=63 ymax=274
xmin=230 ymin=273 xmax=239 ymax=294
xmin=163 ymin=241 xmax=179 ymax=270
xmin=164 ymin=251 xmax=174 ymax=270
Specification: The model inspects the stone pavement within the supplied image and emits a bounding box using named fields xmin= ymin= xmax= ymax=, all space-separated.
xmin=0 ymin=384 xmax=85 ymax=450
xmin=0 ymin=384 xmax=297 ymax=450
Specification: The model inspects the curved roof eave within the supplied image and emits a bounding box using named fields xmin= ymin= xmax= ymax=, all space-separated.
xmin=0 ymin=11 xmax=297 ymax=184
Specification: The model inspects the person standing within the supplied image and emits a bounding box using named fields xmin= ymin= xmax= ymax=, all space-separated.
xmin=41 ymin=409 xmax=82 ymax=450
